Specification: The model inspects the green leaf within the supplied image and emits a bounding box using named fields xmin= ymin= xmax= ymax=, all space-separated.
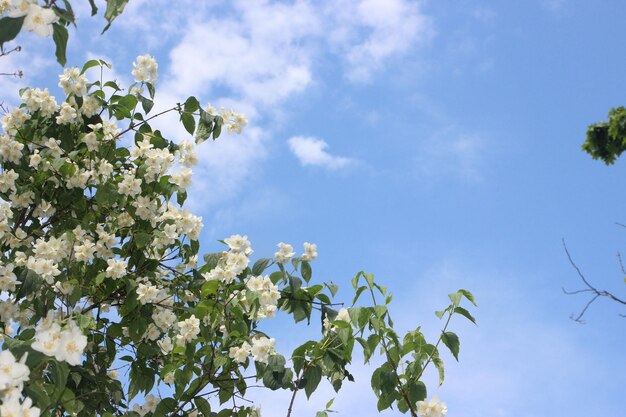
xmin=118 ymin=94 xmax=138 ymax=112
xmin=303 ymin=365 xmax=322 ymax=399
xmin=52 ymin=23 xmax=69 ymax=66
xmin=87 ymin=0 xmax=98 ymax=15
xmin=407 ymin=381 xmax=427 ymax=403
xmin=195 ymin=397 xmax=211 ymax=416
xmin=458 ymin=289 xmax=477 ymax=306
xmin=184 ymin=96 xmax=200 ymax=113
xmin=252 ymin=258 xmax=271 ymax=276
xmin=181 ymin=113 xmax=196 ymax=135
xmin=81 ymin=59 xmax=102 ymax=74
xmin=177 ymin=190 xmax=187 ymax=206
xmin=50 ymin=360 xmax=69 ymax=398
xmin=301 ymin=260 xmax=312 ymax=282
xmin=195 ymin=118 xmax=212 ymax=144
xmin=267 ymin=355 xmax=286 ymax=372
xmin=212 ymin=119 xmax=222 ymax=140
xmin=441 ymin=331 xmax=460 ymax=361
xmin=352 ymin=285 xmax=367 ymax=305
xmin=201 ymin=280 xmax=220 ymax=297
xmin=433 ymin=357 xmax=445 ymax=385
xmin=325 ymin=398 xmax=335 ymax=410
xmin=139 ymin=96 xmax=154 ymax=114
xmin=102 ymin=0 xmax=129 ymax=33
xmin=454 ymin=306 xmax=477 ymax=325
xmin=134 ymin=232 xmax=151 ymax=249
xmin=0 ymin=16 xmax=25 ymax=46
xmin=448 ymin=292 xmax=462 ymax=307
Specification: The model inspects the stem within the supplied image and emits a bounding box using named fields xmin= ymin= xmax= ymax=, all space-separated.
xmin=414 ymin=308 xmax=454 ymax=382
xmin=368 ymin=286 xmax=418 ymax=417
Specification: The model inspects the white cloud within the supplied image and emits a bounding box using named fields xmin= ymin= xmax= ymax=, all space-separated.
xmin=327 ymin=0 xmax=434 ymax=81
xmin=288 ymin=136 xmax=354 ymax=169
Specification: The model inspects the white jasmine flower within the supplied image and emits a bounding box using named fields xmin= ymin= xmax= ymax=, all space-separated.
xmin=302 ymin=242 xmax=318 ymax=261
xmin=416 ymin=397 xmax=447 ymax=417
xmin=250 ymin=336 xmax=275 ymax=364
xmin=55 ymin=323 xmax=88 ymax=365
xmin=132 ymin=54 xmax=158 ymax=84
xmin=0 ymin=350 xmax=30 ymax=391
xmin=22 ymin=3 xmax=58 ymax=37
xmin=335 ymin=308 xmax=351 ymax=323
xmin=229 ymin=342 xmax=251 ymax=363
xmin=274 ymin=242 xmax=295 ymax=264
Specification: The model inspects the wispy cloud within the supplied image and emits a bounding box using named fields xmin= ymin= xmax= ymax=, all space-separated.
xmin=288 ymin=136 xmax=355 ymax=169
xmin=542 ymin=0 xmax=566 ymax=12
xmin=414 ymin=126 xmax=488 ymax=182
xmin=328 ymin=0 xmax=434 ymax=81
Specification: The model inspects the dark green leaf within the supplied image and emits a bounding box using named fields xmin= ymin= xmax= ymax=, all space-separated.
xmin=184 ymin=96 xmax=200 ymax=113
xmin=52 ymin=23 xmax=69 ymax=66
xmin=407 ymin=381 xmax=427 ymax=403
xmin=301 ymin=261 xmax=312 ymax=282
xmin=303 ymin=365 xmax=322 ymax=399
xmin=252 ymin=258 xmax=271 ymax=276
xmin=181 ymin=113 xmax=196 ymax=135
xmin=0 ymin=16 xmax=25 ymax=46
xmin=195 ymin=397 xmax=211 ymax=415
xmin=139 ymin=96 xmax=154 ymax=114
xmin=88 ymin=0 xmax=98 ymax=15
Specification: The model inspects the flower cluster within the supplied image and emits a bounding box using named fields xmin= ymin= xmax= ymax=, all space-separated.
xmin=132 ymin=54 xmax=158 ymax=84
xmin=31 ymin=318 xmax=87 ymax=366
xmin=228 ymin=335 xmax=276 ymax=364
xmin=4 ymin=0 xmax=58 ymax=37
xmin=0 ymin=350 xmax=38 ymax=417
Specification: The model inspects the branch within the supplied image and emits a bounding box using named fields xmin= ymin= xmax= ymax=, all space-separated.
xmin=562 ymin=239 xmax=626 ymax=323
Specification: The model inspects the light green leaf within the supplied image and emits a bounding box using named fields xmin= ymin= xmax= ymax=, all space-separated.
xmin=458 ymin=288 xmax=477 ymax=306
xmin=448 ymin=292 xmax=462 ymax=307
xmin=454 ymin=306 xmax=477 ymax=325
xmin=102 ymin=0 xmax=129 ymax=33
xmin=441 ymin=331 xmax=460 ymax=361
xmin=433 ymin=357 xmax=445 ymax=385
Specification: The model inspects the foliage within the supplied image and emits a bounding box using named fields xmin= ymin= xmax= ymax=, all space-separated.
xmin=582 ymin=106 xmax=626 ymax=164
xmin=0 ymin=56 xmax=477 ymax=416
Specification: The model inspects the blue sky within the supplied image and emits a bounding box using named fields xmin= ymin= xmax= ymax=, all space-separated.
xmin=2 ymin=0 xmax=626 ymax=416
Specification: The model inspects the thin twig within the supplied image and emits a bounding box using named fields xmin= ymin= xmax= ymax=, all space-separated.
xmin=562 ymin=239 xmax=626 ymax=323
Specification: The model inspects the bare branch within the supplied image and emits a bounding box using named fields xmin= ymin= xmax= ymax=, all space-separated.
xmin=562 ymin=239 xmax=626 ymax=323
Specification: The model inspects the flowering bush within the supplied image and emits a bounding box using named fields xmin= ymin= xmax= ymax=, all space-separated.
xmin=0 ymin=23 xmax=476 ymax=417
